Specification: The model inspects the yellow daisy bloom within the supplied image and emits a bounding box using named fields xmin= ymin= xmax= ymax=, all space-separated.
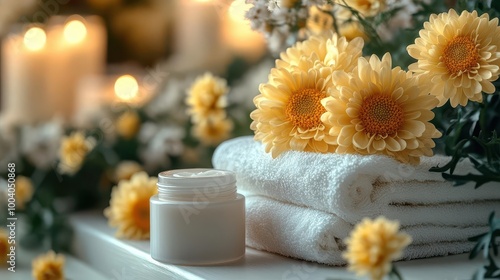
xmin=16 ymin=176 xmax=34 ymax=210
xmin=114 ymin=160 xmax=144 ymax=182
xmin=192 ymin=115 xmax=233 ymax=146
xmin=0 ymin=228 xmax=8 ymax=266
xmin=104 ymin=172 xmax=157 ymax=240
xmin=186 ymin=72 xmax=229 ymax=123
xmin=339 ymin=0 xmax=387 ymax=17
xmin=343 ymin=217 xmax=412 ymax=280
xmin=321 ymin=53 xmax=441 ymax=164
xmin=407 ymin=9 xmax=500 ymax=107
xmin=276 ymin=32 xmax=364 ymax=74
xmin=58 ymin=131 xmax=95 ymax=175
xmin=116 ymin=110 xmax=141 ymax=139
xmin=32 ymin=250 xmax=65 ymax=280
xmin=338 ymin=20 xmax=369 ymax=42
xmin=251 ymin=60 xmax=338 ymax=158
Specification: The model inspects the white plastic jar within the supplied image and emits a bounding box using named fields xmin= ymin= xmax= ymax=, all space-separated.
xmin=150 ymin=168 xmax=245 ymax=265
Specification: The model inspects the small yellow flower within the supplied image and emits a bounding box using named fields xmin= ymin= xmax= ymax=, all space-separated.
xmin=338 ymin=20 xmax=369 ymax=41
xmin=321 ymin=53 xmax=442 ymax=164
xmin=32 ymin=250 xmax=65 ymax=280
xmin=114 ymin=161 xmax=144 ymax=182
xmin=343 ymin=217 xmax=412 ymax=280
xmin=104 ymin=172 xmax=157 ymax=240
xmin=192 ymin=115 xmax=233 ymax=146
xmin=276 ymin=32 xmax=364 ymax=73
xmin=0 ymin=228 xmax=8 ymax=266
xmin=16 ymin=176 xmax=34 ymax=210
xmin=116 ymin=110 xmax=141 ymax=139
xmin=186 ymin=72 xmax=229 ymax=123
xmin=306 ymin=5 xmax=335 ymax=36
xmin=338 ymin=0 xmax=387 ymax=17
xmin=58 ymin=132 xmax=95 ymax=175
xmin=407 ymin=9 xmax=500 ymax=107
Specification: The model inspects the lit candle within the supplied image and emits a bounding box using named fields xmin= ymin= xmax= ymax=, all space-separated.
xmin=1 ymin=26 xmax=50 ymax=123
xmin=171 ymin=0 xmax=231 ymax=72
xmin=222 ymin=0 xmax=266 ymax=61
xmin=45 ymin=15 xmax=106 ymax=121
xmin=114 ymin=75 xmax=139 ymax=103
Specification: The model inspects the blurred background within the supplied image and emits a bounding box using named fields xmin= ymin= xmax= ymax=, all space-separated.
xmin=0 ymin=0 xmax=272 ymax=251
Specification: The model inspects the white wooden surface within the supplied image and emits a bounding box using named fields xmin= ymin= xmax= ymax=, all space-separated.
xmin=70 ymin=212 xmax=486 ymax=280
xmin=0 ymin=245 xmax=107 ymax=280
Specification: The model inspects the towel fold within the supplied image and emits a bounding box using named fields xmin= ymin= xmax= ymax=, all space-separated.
xmin=213 ymin=136 xmax=500 ymax=226
xmin=245 ymin=194 xmax=483 ymax=265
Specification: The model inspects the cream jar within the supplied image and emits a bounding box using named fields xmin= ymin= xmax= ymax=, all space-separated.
xmin=150 ymin=168 xmax=245 ymax=265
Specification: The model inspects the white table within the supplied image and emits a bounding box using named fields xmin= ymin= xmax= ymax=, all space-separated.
xmin=0 ymin=245 xmax=107 ymax=280
xmin=68 ymin=212 xmax=486 ymax=280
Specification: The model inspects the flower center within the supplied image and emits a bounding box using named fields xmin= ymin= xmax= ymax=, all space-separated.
xmin=132 ymin=198 xmax=150 ymax=232
xmin=442 ymin=36 xmax=479 ymax=74
xmin=285 ymin=88 xmax=326 ymax=130
xmin=359 ymin=94 xmax=404 ymax=136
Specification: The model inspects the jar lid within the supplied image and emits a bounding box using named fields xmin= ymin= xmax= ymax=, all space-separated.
xmin=158 ymin=168 xmax=235 ymax=187
xmin=157 ymin=169 xmax=237 ymax=202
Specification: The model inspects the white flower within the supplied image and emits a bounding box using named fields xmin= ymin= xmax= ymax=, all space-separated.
xmin=139 ymin=123 xmax=184 ymax=171
xmin=376 ymin=0 xmax=420 ymax=41
xmin=266 ymin=25 xmax=295 ymax=55
xmin=246 ymin=0 xmax=271 ymax=31
xmin=20 ymin=119 xmax=63 ymax=170
xmin=144 ymin=77 xmax=190 ymax=122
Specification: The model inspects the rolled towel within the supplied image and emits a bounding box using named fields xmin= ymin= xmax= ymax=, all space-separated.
xmin=213 ymin=136 xmax=500 ymax=226
xmin=245 ymin=194 xmax=484 ymax=265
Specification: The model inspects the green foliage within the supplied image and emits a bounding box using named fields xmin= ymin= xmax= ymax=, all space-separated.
xmin=469 ymin=212 xmax=500 ymax=279
xmin=429 ymin=89 xmax=500 ymax=187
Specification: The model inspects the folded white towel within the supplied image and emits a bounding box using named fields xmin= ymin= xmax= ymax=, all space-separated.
xmin=213 ymin=136 xmax=500 ymax=226
xmin=245 ymin=194 xmax=485 ymax=265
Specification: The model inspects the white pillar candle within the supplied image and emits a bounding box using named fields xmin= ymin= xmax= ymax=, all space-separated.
xmin=1 ymin=26 xmax=50 ymax=124
xmin=45 ymin=15 xmax=106 ymax=121
xmin=175 ymin=0 xmax=221 ymax=58
xmin=222 ymin=0 xmax=266 ymax=62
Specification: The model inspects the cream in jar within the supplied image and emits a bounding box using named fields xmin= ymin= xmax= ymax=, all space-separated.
xmin=150 ymin=168 xmax=245 ymax=265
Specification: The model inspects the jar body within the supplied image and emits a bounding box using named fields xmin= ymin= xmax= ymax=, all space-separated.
xmin=150 ymin=194 xmax=245 ymax=265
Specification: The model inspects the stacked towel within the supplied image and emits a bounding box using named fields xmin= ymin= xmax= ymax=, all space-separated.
xmin=213 ymin=136 xmax=500 ymax=265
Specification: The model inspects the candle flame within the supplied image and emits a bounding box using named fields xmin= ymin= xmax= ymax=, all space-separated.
xmin=64 ymin=20 xmax=87 ymax=44
xmin=115 ymin=75 xmax=139 ymax=102
xmin=24 ymin=27 xmax=46 ymax=51
xmin=228 ymin=0 xmax=251 ymax=23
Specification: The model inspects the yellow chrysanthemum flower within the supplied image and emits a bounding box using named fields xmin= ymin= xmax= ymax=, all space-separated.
xmin=306 ymin=5 xmax=335 ymax=36
xmin=116 ymin=110 xmax=141 ymax=139
xmin=16 ymin=176 xmax=34 ymax=210
xmin=321 ymin=53 xmax=442 ymax=164
xmin=104 ymin=172 xmax=157 ymax=240
xmin=407 ymin=9 xmax=500 ymax=107
xmin=114 ymin=160 xmax=144 ymax=182
xmin=338 ymin=20 xmax=369 ymax=41
xmin=186 ymin=72 xmax=229 ymax=123
xmin=251 ymin=59 xmax=338 ymax=158
xmin=192 ymin=115 xmax=233 ymax=146
xmin=32 ymin=250 xmax=65 ymax=280
xmin=58 ymin=132 xmax=95 ymax=175
xmin=338 ymin=0 xmax=387 ymax=17
xmin=0 ymin=228 xmax=8 ymax=266
xmin=276 ymin=32 xmax=364 ymax=73
xmin=343 ymin=217 xmax=412 ymax=280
